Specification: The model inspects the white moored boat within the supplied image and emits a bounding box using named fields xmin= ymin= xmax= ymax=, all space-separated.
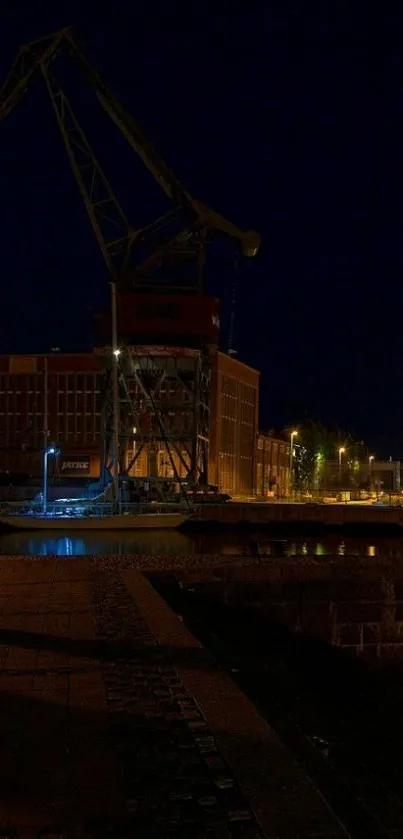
xmin=0 ymin=510 xmax=190 ymax=531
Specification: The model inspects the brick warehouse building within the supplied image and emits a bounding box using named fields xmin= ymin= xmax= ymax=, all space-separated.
xmin=0 ymin=350 xmax=259 ymax=496
xmin=255 ymin=432 xmax=291 ymax=498
xmin=210 ymin=352 xmax=259 ymax=496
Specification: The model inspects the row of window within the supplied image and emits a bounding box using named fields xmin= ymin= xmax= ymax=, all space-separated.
xmin=0 ymin=376 xmax=195 ymax=400
xmin=258 ymin=438 xmax=289 ymax=454
xmin=221 ymin=403 xmax=255 ymax=424
xmin=0 ymin=373 xmax=102 ymax=391
xmin=221 ymin=376 xmax=256 ymax=401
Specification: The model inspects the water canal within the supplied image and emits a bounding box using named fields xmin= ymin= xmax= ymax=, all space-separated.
xmin=1 ymin=527 xmax=403 ymax=556
xmin=148 ymin=566 xmax=403 ymax=839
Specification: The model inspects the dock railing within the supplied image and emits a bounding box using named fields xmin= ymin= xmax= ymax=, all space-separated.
xmin=0 ymin=499 xmax=191 ymax=517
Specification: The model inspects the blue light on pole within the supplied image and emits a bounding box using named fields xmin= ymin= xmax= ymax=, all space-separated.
xmin=43 ymin=446 xmax=58 ymax=515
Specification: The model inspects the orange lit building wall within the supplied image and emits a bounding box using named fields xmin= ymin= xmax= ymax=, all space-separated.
xmin=0 ymin=354 xmax=102 ymax=478
xmin=0 ymin=350 xmax=260 ymax=492
xmin=209 ymin=351 xmax=259 ymax=496
xmin=256 ymin=433 xmax=291 ymax=498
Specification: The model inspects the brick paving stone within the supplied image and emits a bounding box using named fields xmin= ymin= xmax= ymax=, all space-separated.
xmin=91 ymin=561 xmax=268 ymax=839
xmin=0 ymin=556 xmax=352 ymax=838
xmin=0 ymin=559 xmax=124 ymax=837
xmin=122 ymin=566 xmax=350 ymax=839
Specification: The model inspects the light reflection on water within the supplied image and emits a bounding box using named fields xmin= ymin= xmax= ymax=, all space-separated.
xmin=0 ymin=529 xmax=400 ymax=556
xmin=0 ymin=530 xmax=193 ymax=557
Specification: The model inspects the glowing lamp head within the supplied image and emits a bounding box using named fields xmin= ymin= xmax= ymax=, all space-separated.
xmin=339 ymin=447 xmax=345 ymax=455
xmin=113 ymin=348 xmax=121 ymax=358
xmin=47 ymin=447 xmax=55 ymax=455
xmin=242 ymin=230 xmax=260 ymax=258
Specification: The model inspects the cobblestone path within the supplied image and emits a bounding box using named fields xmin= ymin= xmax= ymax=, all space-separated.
xmin=0 ymin=556 xmax=346 ymax=839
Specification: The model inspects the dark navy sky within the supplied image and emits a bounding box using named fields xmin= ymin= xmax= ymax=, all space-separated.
xmin=0 ymin=1 xmax=402 ymax=454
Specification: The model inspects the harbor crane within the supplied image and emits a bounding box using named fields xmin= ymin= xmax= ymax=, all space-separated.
xmin=0 ymin=28 xmax=260 ymax=499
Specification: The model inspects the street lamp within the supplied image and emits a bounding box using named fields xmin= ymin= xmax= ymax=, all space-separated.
xmin=132 ymin=426 xmax=137 ymax=473
xmin=369 ymin=455 xmax=375 ymax=488
xmin=338 ymin=447 xmax=345 ymax=480
xmin=290 ymin=430 xmax=298 ymax=496
xmin=43 ymin=446 xmax=56 ymax=515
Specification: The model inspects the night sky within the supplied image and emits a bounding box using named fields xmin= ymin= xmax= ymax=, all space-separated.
xmin=0 ymin=2 xmax=401 ymax=455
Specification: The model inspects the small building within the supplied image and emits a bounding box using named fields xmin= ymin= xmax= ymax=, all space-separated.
xmin=364 ymin=460 xmax=401 ymax=493
xmin=321 ymin=458 xmax=401 ymax=494
xmin=255 ymin=433 xmax=291 ymax=498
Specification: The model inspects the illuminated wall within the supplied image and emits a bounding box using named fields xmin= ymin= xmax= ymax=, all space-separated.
xmin=0 ymin=354 xmax=102 ymax=477
xmin=256 ymin=434 xmax=291 ymax=498
xmin=0 ymin=350 xmax=261 ymax=493
xmin=209 ymin=352 xmax=259 ymax=495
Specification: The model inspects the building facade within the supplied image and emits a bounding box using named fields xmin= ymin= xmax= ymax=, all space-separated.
xmin=0 ymin=353 xmax=102 ymax=478
xmin=319 ymin=459 xmax=401 ymax=493
xmin=366 ymin=460 xmax=401 ymax=492
xmin=255 ymin=433 xmax=291 ymax=498
xmin=0 ymin=350 xmax=259 ymax=494
xmin=209 ymin=352 xmax=259 ymax=496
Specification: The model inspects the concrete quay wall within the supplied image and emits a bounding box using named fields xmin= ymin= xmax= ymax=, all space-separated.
xmin=191 ymin=501 xmax=403 ymax=527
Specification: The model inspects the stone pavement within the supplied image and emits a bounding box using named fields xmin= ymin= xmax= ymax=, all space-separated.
xmin=0 ymin=556 xmax=348 ymax=838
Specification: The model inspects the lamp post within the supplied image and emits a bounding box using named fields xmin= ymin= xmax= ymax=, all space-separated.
xmin=43 ymin=446 xmax=56 ymax=515
xmin=369 ymin=454 xmax=374 ymax=488
xmin=338 ymin=447 xmax=346 ymax=482
xmin=132 ymin=426 xmax=137 ymax=474
xmin=290 ymin=430 xmax=298 ymax=497
xmin=111 ymin=282 xmax=121 ymax=512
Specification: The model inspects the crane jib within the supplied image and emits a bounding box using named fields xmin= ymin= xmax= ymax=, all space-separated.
xmin=0 ymin=27 xmax=260 ymax=280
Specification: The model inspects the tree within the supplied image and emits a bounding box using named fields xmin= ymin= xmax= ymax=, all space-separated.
xmin=283 ymin=420 xmax=368 ymax=491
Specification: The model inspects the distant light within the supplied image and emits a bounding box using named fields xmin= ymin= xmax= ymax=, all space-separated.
xmin=47 ymin=447 xmax=56 ymax=455
xmin=113 ymin=349 xmax=121 ymax=358
xmin=132 ymin=427 xmax=137 ymax=434
xmin=369 ymin=455 xmax=375 ymax=463
xmin=339 ymin=447 xmax=345 ymax=455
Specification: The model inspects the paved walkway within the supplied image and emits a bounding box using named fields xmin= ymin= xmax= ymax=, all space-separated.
xmin=0 ymin=557 xmax=347 ymax=838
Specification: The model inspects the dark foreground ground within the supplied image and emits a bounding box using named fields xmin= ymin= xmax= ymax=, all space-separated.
xmin=0 ymin=554 xmax=346 ymax=839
